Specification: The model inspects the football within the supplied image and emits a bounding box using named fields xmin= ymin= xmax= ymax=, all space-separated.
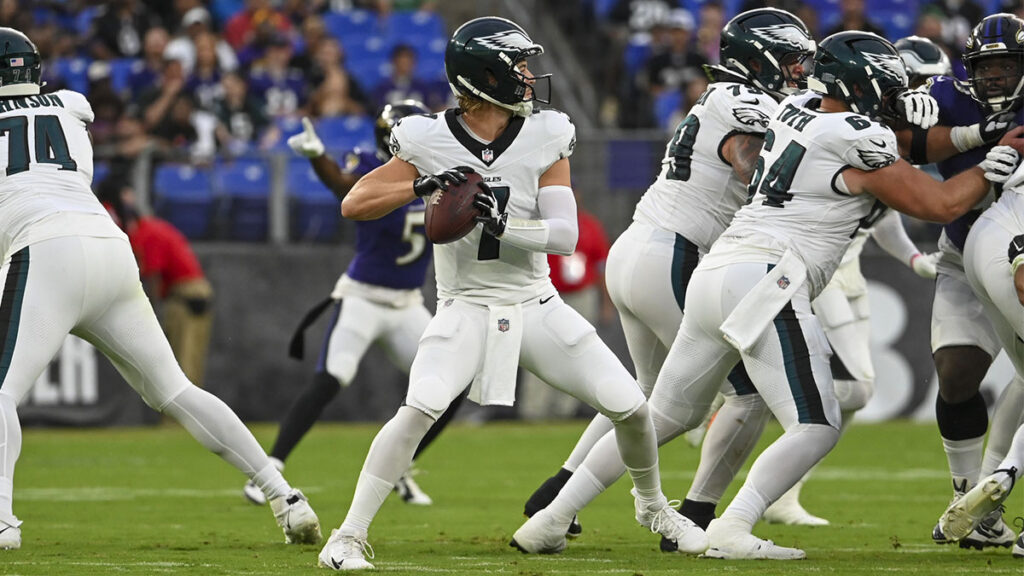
xmin=424 ymin=171 xmax=482 ymax=244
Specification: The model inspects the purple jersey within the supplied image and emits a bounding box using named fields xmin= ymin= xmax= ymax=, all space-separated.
xmin=343 ymin=150 xmax=432 ymax=289
xmin=930 ymin=76 xmax=1024 ymax=250
xmin=248 ymin=68 xmax=307 ymax=117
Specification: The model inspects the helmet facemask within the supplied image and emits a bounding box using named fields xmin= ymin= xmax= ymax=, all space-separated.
xmin=966 ymin=54 xmax=1024 ymax=111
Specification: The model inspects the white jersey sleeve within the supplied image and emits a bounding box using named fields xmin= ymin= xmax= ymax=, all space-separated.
xmin=535 ymin=108 xmax=575 ymax=171
xmin=834 ymin=118 xmax=898 ymax=172
xmin=56 ymin=89 xmax=95 ymax=123
xmin=388 ymin=113 xmax=435 ymax=174
xmin=632 ymin=82 xmax=777 ymax=252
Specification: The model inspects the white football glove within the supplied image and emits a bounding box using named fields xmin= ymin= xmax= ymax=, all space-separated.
xmin=910 ymin=252 xmax=939 ymax=279
xmin=896 ymin=90 xmax=939 ymax=130
xmin=287 ymin=117 xmax=325 ymax=158
xmin=981 ymin=145 xmax=1020 ymax=183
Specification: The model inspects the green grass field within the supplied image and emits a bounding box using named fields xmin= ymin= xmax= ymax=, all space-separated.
xmin=4 ymin=420 xmax=1022 ymax=575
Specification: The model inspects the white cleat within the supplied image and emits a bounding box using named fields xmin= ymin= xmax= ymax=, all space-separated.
xmin=1013 ymin=531 xmax=1023 ymax=559
xmin=703 ymin=517 xmax=806 ymax=560
xmin=394 ymin=471 xmax=432 ymax=506
xmin=634 ymin=491 xmax=708 ymax=554
xmin=940 ymin=468 xmax=1016 ymax=541
xmin=0 ymin=519 xmax=21 ymax=550
xmin=318 ymin=528 xmax=375 ymax=570
xmin=960 ymin=508 xmax=1016 ymax=549
xmin=243 ymin=479 xmax=267 ymax=506
xmin=270 ymin=489 xmax=322 ymax=544
xmin=763 ymin=496 xmax=829 ymax=526
xmin=510 ymin=507 xmax=569 ymax=554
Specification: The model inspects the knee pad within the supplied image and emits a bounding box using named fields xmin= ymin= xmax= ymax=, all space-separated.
xmin=834 ymin=379 xmax=873 ymax=412
xmin=405 ymin=377 xmax=462 ymax=420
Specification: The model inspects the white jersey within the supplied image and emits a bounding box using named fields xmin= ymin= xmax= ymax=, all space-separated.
xmin=391 ymin=108 xmax=575 ymax=305
xmin=710 ymin=91 xmax=899 ymax=297
xmin=633 ymin=81 xmax=776 ymax=253
xmin=0 ymin=89 xmax=122 ymax=262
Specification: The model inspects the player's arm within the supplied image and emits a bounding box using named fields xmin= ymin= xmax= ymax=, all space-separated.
xmin=895 ymin=107 xmax=1017 ymax=164
xmin=870 ymin=210 xmax=937 ymax=278
xmin=844 ymin=128 xmax=1024 ymax=222
xmin=341 ymin=156 xmax=421 ymax=220
xmin=474 ymin=157 xmax=579 ymax=256
xmin=721 ymin=132 xmax=765 ymax=184
xmin=287 ymin=118 xmax=359 ymax=201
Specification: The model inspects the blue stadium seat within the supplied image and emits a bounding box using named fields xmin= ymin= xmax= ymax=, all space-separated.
xmin=867 ymin=0 xmax=918 ymax=40
xmin=608 ymin=140 xmax=656 ymax=189
xmin=415 ymin=37 xmax=448 ymax=82
xmin=109 ymin=58 xmax=140 ymax=97
xmin=52 ymin=57 xmax=90 ymax=94
xmin=152 ymin=164 xmax=215 ymax=239
xmin=385 ymin=10 xmax=445 ymax=39
xmin=593 ymin=0 xmax=618 ymax=19
xmin=272 ymin=116 xmax=306 ymax=151
xmin=624 ymin=40 xmax=652 ymax=79
xmin=325 ymin=9 xmax=380 ymax=42
xmin=287 ymin=159 xmax=340 ymax=242
xmin=92 ymin=161 xmax=110 ymax=190
xmin=317 ymin=115 xmax=375 ymax=153
xmin=343 ymin=35 xmax=392 ymax=91
xmin=214 ymin=159 xmax=271 ymax=242
xmin=654 ymin=89 xmax=682 ymax=131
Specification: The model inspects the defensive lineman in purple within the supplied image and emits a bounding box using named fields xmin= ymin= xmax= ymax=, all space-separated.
xmin=241 ymin=101 xmax=463 ymax=508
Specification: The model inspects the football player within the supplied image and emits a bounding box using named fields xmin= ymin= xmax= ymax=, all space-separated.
xmin=316 ymin=17 xmax=706 ymax=571
xmin=894 ymin=13 xmax=1024 ymax=549
xmin=895 ymin=35 xmax=953 ymax=90
xmin=521 ymin=7 xmax=940 ymax=539
xmin=935 ymin=145 xmax=1024 ymax=557
xmin=0 ymin=27 xmax=320 ymax=551
xmin=515 ymin=30 xmax=1023 ymax=560
xmin=241 ymin=101 xmax=464 ymax=509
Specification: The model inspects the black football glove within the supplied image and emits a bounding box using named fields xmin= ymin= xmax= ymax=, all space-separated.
xmin=980 ymin=107 xmax=1019 ymax=145
xmin=412 ymin=166 xmax=474 ymax=198
xmin=473 ymin=181 xmax=507 ymax=237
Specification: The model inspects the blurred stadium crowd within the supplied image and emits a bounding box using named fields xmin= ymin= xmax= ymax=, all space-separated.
xmin=3 ymin=0 xmax=1020 ymax=241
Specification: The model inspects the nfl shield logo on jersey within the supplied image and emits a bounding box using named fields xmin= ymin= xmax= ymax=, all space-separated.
xmin=482 ymin=148 xmax=494 ymax=162
xmin=777 ymin=275 xmax=790 ymax=290
xmin=498 ymin=318 xmax=510 ymax=332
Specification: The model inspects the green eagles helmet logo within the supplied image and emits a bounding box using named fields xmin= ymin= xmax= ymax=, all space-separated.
xmin=862 ymin=52 xmax=908 ymax=85
xmin=750 ymin=24 xmax=811 ymax=51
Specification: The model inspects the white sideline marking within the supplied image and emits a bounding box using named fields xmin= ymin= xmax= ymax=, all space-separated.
xmin=17 ymin=486 xmax=324 ymax=502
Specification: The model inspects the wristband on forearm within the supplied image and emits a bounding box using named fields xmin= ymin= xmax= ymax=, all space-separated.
xmin=910 ymin=126 xmax=930 ymax=164
xmin=950 ymin=124 xmax=984 ymax=153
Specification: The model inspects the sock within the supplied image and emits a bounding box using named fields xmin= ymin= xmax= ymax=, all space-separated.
xmin=524 ymin=467 xmax=573 ymax=516
xmin=612 ymin=405 xmax=662 ymax=502
xmin=0 ymin=393 xmax=21 ymax=520
xmin=562 ymin=415 xmax=615 ymax=472
xmin=270 ymin=371 xmax=341 ymax=462
xmin=341 ymin=406 xmax=433 ymax=533
xmin=936 ymin=392 xmax=987 ymax=492
xmin=414 ymin=392 xmax=465 ymax=460
xmin=686 ymin=394 xmax=769 ymax=503
xmin=981 ymin=376 xmax=1024 ymax=476
xmin=679 ymin=498 xmax=716 ymax=530
xmin=721 ymin=423 xmax=838 ymax=530
xmin=996 ymin=424 xmax=1024 ymax=476
xmin=547 ymin=466 xmax=607 ymax=526
xmin=161 ymin=386 xmax=291 ymax=498
xmin=942 ymin=437 xmax=985 ymax=493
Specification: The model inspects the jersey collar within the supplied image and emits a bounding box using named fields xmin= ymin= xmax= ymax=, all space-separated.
xmin=445 ymin=108 xmax=524 ymax=167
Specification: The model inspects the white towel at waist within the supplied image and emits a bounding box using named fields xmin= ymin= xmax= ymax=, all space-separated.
xmin=720 ymin=249 xmax=807 ymax=353
xmin=468 ymin=303 xmax=523 ymax=406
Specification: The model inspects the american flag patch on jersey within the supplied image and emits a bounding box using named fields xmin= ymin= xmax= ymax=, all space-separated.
xmin=9 ymin=57 xmax=23 ymax=66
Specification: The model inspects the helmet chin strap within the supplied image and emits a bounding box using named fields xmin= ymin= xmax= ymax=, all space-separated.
xmin=452 ymin=76 xmax=533 ymax=116
xmin=0 ymin=83 xmax=40 ymax=97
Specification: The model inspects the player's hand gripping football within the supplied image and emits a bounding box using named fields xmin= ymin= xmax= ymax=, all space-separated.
xmin=287 ymin=117 xmax=325 ymax=158
xmin=894 ymin=90 xmax=939 ymax=130
xmin=412 ymin=166 xmax=474 ymax=198
xmin=473 ymin=181 xmax=507 ymax=237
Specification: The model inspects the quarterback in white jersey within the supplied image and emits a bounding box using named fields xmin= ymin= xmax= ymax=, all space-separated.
xmin=519 ymin=7 xmax=815 ymax=547
xmin=0 ymin=28 xmax=321 ymax=551
xmin=519 ymin=31 xmax=1015 ymax=561
xmin=318 ymin=17 xmax=705 ymax=571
